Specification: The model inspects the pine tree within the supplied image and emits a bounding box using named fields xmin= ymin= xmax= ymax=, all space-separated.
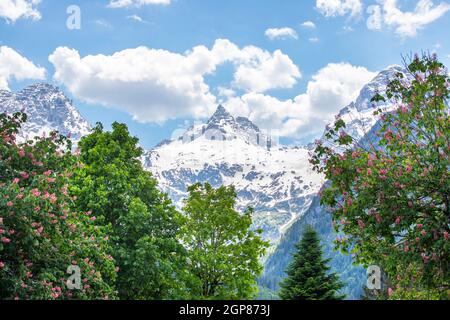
xmin=279 ymin=225 xmax=345 ymax=300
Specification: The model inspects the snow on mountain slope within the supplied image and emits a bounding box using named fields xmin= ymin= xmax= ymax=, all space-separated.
xmin=0 ymin=83 xmax=91 ymax=142
xmin=321 ymin=65 xmax=406 ymax=145
xmin=144 ymin=66 xmax=407 ymax=246
xmin=143 ymin=105 xmax=325 ymax=243
xmin=260 ymin=65 xmax=410 ymax=298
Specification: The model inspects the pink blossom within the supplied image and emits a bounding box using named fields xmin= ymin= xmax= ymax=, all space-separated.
xmin=30 ymin=189 xmax=41 ymax=197
xmin=12 ymin=178 xmax=20 ymax=184
xmin=421 ymin=230 xmax=427 ymax=237
xmin=417 ymin=224 xmax=423 ymax=229
xmin=367 ymin=168 xmax=372 ymax=176
xmin=20 ymin=172 xmax=29 ymax=179
xmin=358 ymin=220 xmax=365 ymax=229
xmin=18 ymin=149 xmax=25 ymax=157
xmin=43 ymin=170 xmax=52 ymax=176
xmin=0 ymin=261 xmax=4 ymax=268
xmin=395 ymin=217 xmax=401 ymax=225
xmin=1 ymin=237 xmax=11 ymax=243
xmin=398 ymin=105 xmax=408 ymax=114
xmin=421 ymin=253 xmax=430 ymax=263
xmin=444 ymin=232 xmax=449 ymax=241
xmin=375 ymin=214 xmax=382 ymax=224
xmin=387 ymin=288 xmax=394 ymax=297
xmin=6 ymin=201 xmax=13 ymax=207
xmin=49 ymin=194 xmax=57 ymax=203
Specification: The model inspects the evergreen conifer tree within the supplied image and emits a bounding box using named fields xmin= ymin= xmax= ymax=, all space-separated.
xmin=279 ymin=225 xmax=345 ymax=300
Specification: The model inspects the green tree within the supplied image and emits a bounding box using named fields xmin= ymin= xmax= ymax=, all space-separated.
xmin=0 ymin=112 xmax=117 ymax=300
xmin=181 ymin=182 xmax=268 ymax=299
xmin=311 ymin=54 xmax=450 ymax=299
xmin=279 ymin=225 xmax=344 ymax=300
xmin=71 ymin=122 xmax=190 ymax=299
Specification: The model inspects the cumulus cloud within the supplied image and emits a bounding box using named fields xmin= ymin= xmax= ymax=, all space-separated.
xmin=233 ymin=49 xmax=301 ymax=92
xmin=224 ymin=63 xmax=376 ymax=139
xmin=108 ymin=0 xmax=170 ymax=8
xmin=0 ymin=0 xmax=41 ymax=23
xmin=301 ymin=21 xmax=317 ymax=28
xmin=265 ymin=27 xmax=299 ymax=40
xmin=316 ymin=0 xmax=362 ymax=17
xmin=0 ymin=46 xmax=46 ymax=90
xmin=48 ymin=39 xmax=301 ymax=123
xmin=367 ymin=0 xmax=450 ymax=37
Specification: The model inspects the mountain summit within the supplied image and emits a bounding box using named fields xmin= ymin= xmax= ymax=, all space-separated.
xmin=0 ymin=83 xmax=91 ymax=142
xmin=179 ymin=105 xmax=274 ymax=150
xmin=142 ymin=104 xmax=323 ymax=243
xmin=207 ymin=104 xmax=234 ymax=125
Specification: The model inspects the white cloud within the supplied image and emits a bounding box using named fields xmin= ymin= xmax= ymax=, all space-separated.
xmin=217 ymin=86 xmax=236 ymax=99
xmin=0 ymin=46 xmax=46 ymax=90
xmin=309 ymin=37 xmax=320 ymax=43
xmin=316 ymin=0 xmax=362 ymax=17
xmin=233 ymin=49 xmax=301 ymax=92
xmin=108 ymin=0 xmax=170 ymax=8
xmin=367 ymin=0 xmax=450 ymax=37
xmin=264 ymin=27 xmax=298 ymax=40
xmin=301 ymin=21 xmax=317 ymax=28
xmin=224 ymin=63 xmax=376 ymax=139
xmin=126 ymin=14 xmax=149 ymax=23
xmin=48 ymin=39 xmax=301 ymax=123
xmin=0 ymin=0 xmax=41 ymax=23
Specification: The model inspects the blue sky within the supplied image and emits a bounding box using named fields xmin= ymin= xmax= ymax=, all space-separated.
xmin=1 ymin=0 xmax=449 ymax=148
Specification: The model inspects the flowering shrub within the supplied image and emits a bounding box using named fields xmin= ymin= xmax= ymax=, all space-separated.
xmin=0 ymin=112 xmax=117 ymax=299
xmin=311 ymin=55 xmax=449 ymax=299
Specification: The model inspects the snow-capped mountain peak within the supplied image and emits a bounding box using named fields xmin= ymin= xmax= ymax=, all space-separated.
xmin=178 ymin=105 xmax=274 ymax=150
xmin=143 ymin=65 xmax=407 ymax=246
xmin=207 ymin=104 xmax=234 ymax=126
xmin=0 ymin=83 xmax=91 ymax=142
xmin=323 ymin=65 xmax=407 ymax=145
xmin=143 ymin=105 xmax=324 ymax=243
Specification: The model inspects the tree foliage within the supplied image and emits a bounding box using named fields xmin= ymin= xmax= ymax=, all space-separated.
xmin=0 ymin=112 xmax=117 ymax=299
xmin=311 ymin=54 xmax=450 ymax=299
xmin=279 ymin=225 xmax=344 ymax=300
xmin=71 ymin=122 xmax=190 ymax=299
xmin=181 ymin=182 xmax=268 ymax=299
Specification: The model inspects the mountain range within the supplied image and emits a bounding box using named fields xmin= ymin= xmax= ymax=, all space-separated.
xmin=0 ymin=65 xmax=404 ymax=299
